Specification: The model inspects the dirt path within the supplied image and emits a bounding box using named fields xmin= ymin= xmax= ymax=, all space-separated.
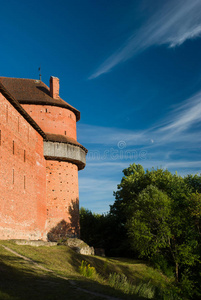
xmin=1 ymin=245 xmax=122 ymax=300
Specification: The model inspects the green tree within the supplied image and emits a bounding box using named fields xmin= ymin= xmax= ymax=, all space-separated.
xmin=111 ymin=164 xmax=201 ymax=287
xmin=80 ymin=207 xmax=131 ymax=256
xmin=79 ymin=207 xmax=102 ymax=247
xmin=127 ymin=185 xmax=171 ymax=257
xmin=188 ymin=192 xmax=201 ymax=235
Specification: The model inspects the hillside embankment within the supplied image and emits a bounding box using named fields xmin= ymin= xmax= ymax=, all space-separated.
xmin=0 ymin=240 xmax=175 ymax=300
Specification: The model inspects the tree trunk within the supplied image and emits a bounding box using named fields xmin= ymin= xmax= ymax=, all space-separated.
xmin=168 ymin=238 xmax=179 ymax=281
xmin=175 ymin=262 xmax=179 ymax=282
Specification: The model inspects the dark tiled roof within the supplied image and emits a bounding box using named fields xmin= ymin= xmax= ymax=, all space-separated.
xmin=0 ymin=77 xmax=80 ymax=121
xmin=45 ymin=133 xmax=88 ymax=153
xmin=0 ymin=81 xmax=46 ymax=138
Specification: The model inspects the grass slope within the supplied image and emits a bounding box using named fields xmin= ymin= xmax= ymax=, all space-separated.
xmin=0 ymin=241 xmax=174 ymax=300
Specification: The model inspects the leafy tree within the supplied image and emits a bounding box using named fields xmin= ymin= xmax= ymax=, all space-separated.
xmin=80 ymin=164 xmax=201 ymax=297
xmin=127 ymin=185 xmax=171 ymax=257
xmin=79 ymin=207 xmax=102 ymax=247
xmin=188 ymin=192 xmax=201 ymax=235
xmin=184 ymin=174 xmax=201 ymax=193
xmin=80 ymin=207 xmax=131 ymax=256
xmin=111 ymin=164 xmax=201 ymax=288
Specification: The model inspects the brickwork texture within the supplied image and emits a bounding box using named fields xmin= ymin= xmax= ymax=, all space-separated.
xmin=0 ymin=76 xmax=86 ymax=240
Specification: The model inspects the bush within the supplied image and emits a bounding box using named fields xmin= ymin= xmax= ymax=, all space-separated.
xmin=79 ymin=260 xmax=96 ymax=278
xmin=108 ymin=273 xmax=155 ymax=298
xmin=151 ymin=254 xmax=174 ymax=278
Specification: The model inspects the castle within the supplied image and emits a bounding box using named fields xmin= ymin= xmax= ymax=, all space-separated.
xmin=0 ymin=76 xmax=87 ymax=240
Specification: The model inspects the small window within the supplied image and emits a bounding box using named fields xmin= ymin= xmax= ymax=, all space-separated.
xmin=6 ymin=105 xmax=8 ymax=122
xmin=46 ymin=109 xmax=48 ymax=113
xmin=13 ymin=141 xmax=15 ymax=154
xmin=24 ymin=150 xmax=26 ymax=162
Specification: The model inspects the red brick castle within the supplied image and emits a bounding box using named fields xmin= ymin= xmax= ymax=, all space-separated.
xmin=0 ymin=76 xmax=87 ymax=240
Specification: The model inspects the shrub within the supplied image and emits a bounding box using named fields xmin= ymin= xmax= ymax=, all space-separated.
xmin=108 ymin=273 xmax=155 ymax=298
xmin=79 ymin=260 xmax=96 ymax=278
xmin=151 ymin=254 xmax=174 ymax=278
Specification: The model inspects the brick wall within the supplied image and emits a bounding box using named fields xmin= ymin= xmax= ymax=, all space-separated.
xmin=45 ymin=160 xmax=79 ymax=237
xmin=21 ymin=103 xmax=80 ymax=239
xmin=22 ymin=104 xmax=77 ymax=139
xmin=0 ymin=93 xmax=47 ymax=240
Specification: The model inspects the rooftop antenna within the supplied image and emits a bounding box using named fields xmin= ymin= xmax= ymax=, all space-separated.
xmin=38 ymin=66 xmax=42 ymax=81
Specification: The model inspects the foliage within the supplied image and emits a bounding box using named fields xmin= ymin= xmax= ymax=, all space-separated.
xmin=107 ymin=272 xmax=180 ymax=299
xmin=151 ymin=254 xmax=174 ymax=278
xmin=110 ymin=163 xmax=201 ymax=298
xmin=80 ymin=207 xmax=130 ymax=256
xmin=79 ymin=164 xmax=201 ymax=298
xmin=79 ymin=207 xmax=102 ymax=247
xmin=127 ymin=185 xmax=172 ymax=257
xmin=188 ymin=192 xmax=201 ymax=235
xmin=108 ymin=273 xmax=155 ymax=298
xmin=79 ymin=260 xmax=96 ymax=278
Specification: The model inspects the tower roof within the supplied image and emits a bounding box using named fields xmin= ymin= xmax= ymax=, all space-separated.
xmin=0 ymin=77 xmax=80 ymax=121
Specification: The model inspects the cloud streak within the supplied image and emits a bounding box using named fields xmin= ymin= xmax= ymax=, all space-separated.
xmin=158 ymin=91 xmax=201 ymax=134
xmin=79 ymin=89 xmax=201 ymax=149
xmin=78 ymin=124 xmax=148 ymax=146
xmin=89 ymin=0 xmax=201 ymax=79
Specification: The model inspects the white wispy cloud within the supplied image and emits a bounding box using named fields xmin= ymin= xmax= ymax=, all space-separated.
xmin=89 ymin=0 xmax=201 ymax=79
xmin=85 ymin=160 xmax=201 ymax=172
xmin=78 ymin=124 xmax=148 ymax=146
xmin=158 ymin=91 xmax=201 ymax=134
xmin=78 ymin=89 xmax=201 ymax=148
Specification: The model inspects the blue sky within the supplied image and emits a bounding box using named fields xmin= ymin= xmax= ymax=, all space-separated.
xmin=1 ymin=0 xmax=201 ymax=213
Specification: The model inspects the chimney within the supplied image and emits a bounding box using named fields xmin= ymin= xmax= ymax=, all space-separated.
xmin=50 ymin=76 xmax=59 ymax=99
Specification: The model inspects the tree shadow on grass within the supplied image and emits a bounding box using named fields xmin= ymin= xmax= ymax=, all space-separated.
xmin=63 ymin=248 xmax=150 ymax=300
xmin=0 ymin=245 xmax=150 ymax=300
xmin=0 ymin=254 xmax=108 ymax=300
xmin=0 ymin=253 xmax=148 ymax=300
xmin=62 ymin=246 xmax=146 ymax=283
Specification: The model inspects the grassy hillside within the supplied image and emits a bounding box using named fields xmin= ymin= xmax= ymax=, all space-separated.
xmin=0 ymin=241 xmax=176 ymax=300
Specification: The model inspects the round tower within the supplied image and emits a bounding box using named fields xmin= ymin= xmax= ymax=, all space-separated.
xmin=18 ymin=76 xmax=87 ymax=239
